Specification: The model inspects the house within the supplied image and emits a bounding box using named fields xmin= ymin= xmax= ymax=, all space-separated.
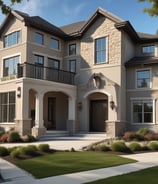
xmin=0 ymin=8 xmax=158 ymax=138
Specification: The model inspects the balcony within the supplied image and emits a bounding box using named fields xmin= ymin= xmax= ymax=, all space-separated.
xmin=17 ymin=62 xmax=75 ymax=85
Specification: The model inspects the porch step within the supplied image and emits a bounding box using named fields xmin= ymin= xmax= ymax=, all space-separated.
xmin=39 ymin=130 xmax=69 ymax=141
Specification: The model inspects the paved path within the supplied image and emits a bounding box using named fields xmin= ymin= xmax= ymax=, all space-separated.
xmin=1 ymin=152 xmax=158 ymax=184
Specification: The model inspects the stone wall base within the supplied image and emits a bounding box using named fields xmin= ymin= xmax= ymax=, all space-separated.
xmin=14 ymin=119 xmax=32 ymax=136
xmin=106 ymin=121 xmax=126 ymax=138
xmin=32 ymin=126 xmax=46 ymax=138
xmin=67 ymin=120 xmax=78 ymax=135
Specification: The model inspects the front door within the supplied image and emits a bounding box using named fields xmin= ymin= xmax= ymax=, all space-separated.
xmin=90 ymin=100 xmax=108 ymax=132
xmin=48 ymin=97 xmax=56 ymax=130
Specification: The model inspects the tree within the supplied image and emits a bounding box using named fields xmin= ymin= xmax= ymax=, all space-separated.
xmin=138 ymin=0 xmax=158 ymax=16
xmin=0 ymin=0 xmax=24 ymax=14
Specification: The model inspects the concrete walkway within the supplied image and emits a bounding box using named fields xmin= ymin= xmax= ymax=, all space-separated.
xmin=1 ymin=152 xmax=158 ymax=184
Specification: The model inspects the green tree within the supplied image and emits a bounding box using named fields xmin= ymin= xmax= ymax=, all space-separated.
xmin=0 ymin=0 xmax=24 ymax=14
xmin=138 ymin=0 xmax=158 ymax=16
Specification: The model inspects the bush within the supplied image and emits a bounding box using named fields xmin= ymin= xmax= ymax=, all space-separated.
xmin=22 ymin=135 xmax=36 ymax=142
xmin=10 ymin=149 xmax=20 ymax=158
xmin=111 ymin=141 xmax=129 ymax=152
xmin=38 ymin=144 xmax=50 ymax=152
xmin=96 ymin=144 xmax=110 ymax=152
xmin=0 ymin=133 xmax=9 ymax=143
xmin=144 ymin=134 xmax=155 ymax=141
xmin=0 ymin=146 xmax=9 ymax=156
xmin=129 ymin=142 xmax=142 ymax=152
xmin=7 ymin=131 xmax=21 ymax=142
xmin=8 ymin=146 xmax=19 ymax=154
xmin=148 ymin=142 xmax=158 ymax=151
xmin=122 ymin=132 xmax=137 ymax=141
xmin=18 ymin=145 xmax=38 ymax=156
xmin=70 ymin=147 xmax=76 ymax=152
xmin=137 ymin=128 xmax=150 ymax=137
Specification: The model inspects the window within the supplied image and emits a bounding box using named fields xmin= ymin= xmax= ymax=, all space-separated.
xmin=95 ymin=37 xmax=106 ymax=64
xmin=34 ymin=55 xmax=44 ymax=79
xmin=69 ymin=60 xmax=76 ymax=73
xmin=50 ymin=38 xmax=59 ymax=50
xmin=0 ymin=92 xmax=15 ymax=122
xmin=48 ymin=58 xmax=60 ymax=69
xmin=34 ymin=32 xmax=44 ymax=45
xmin=69 ymin=43 xmax=76 ymax=55
xmin=136 ymin=69 xmax=151 ymax=88
xmin=133 ymin=101 xmax=153 ymax=123
xmin=3 ymin=56 xmax=20 ymax=77
xmin=142 ymin=45 xmax=155 ymax=54
xmin=4 ymin=30 xmax=21 ymax=48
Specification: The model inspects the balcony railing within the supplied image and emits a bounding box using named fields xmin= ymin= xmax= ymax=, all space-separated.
xmin=17 ymin=62 xmax=75 ymax=85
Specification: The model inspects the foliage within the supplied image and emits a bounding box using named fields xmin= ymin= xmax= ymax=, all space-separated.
xmin=111 ymin=141 xmax=129 ymax=153
xmin=122 ymin=131 xmax=138 ymax=141
xmin=18 ymin=145 xmax=38 ymax=156
xmin=96 ymin=144 xmax=111 ymax=152
xmin=129 ymin=142 xmax=142 ymax=152
xmin=0 ymin=146 xmax=9 ymax=156
xmin=22 ymin=135 xmax=36 ymax=142
xmin=10 ymin=149 xmax=20 ymax=158
xmin=7 ymin=131 xmax=21 ymax=142
xmin=136 ymin=128 xmax=150 ymax=137
xmin=38 ymin=144 xmax=50 ymax=152
xmin=148 ymin=142 xmax=158 ymax=151
xmin=0 ymin=133 xmax=9 ymax=143
xmin=138 ymin=0 xmax=158 ymax=16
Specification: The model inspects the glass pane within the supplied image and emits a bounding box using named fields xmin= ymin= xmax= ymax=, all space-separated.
xmin=144 ymin=102 xmax=152 ymax=112
xmin=51 ymin=38 xmax=59 ymax=49
xmin=9 ymin=104 xmax=15 ymax=122
xmin=144 ymin=113 xmax=152 ymax=123
xmin=69 ymin=44 xmax=76 ymax=55
xmin=70 ymin=60 xmax=76 ymax=72
xmin=1 ymin=105 xmax=7 ymax=122
xmin=133 ymin=103 xmax=142 ymax=112
xmin=34 ymin=33 xmax=43 ymax=45
xmin=0 ymin=93 xmax=8 ymax=104
xmin=133 ymin=112 xmax=142 ymax=123
xmin=9 ymin=92 xmax=15 ymax=103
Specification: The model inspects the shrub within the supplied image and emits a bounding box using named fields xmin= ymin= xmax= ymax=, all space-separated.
xmin=0 ymin=133 xmax=9 ymax=143
xmin=148 ymin=142 xmax=158 ymax=151
xmin=144 ymin=134 xmax=155 ymax=141
xmin=111 ymin=141 xmax=128 ymax=152
xmin=154 ymin=134 xmax=158 ymax=140
xmin=122 ymin=131 xmax=137 ymax=141
xmin=137 ymin=128 xmax=150 ymax=137
xmin=22 ymin=135 xmax=36 ymax=142
xmin=96 ymin=144 xmax=110 ymax=152
xmin=129 ymin=142 xmax=142 ymax=152
xmin=0 ymin=146 xmax=9 ymax=156
xmin=10 ymin=149 xmax=20 ymax=158
xmin=38 ymin=144 xmax=50 ymax=152
xmin=8 ymin=146 xmax=19 ymax=154
xmin=18 ymin=145 xmax=37 ymax=156
xmin=70 ymin=147 xmax=76 ymax=152
xmin=7 ymin=131 xmax=21 ymax=142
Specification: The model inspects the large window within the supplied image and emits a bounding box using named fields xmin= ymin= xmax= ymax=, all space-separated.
xmin=142 ymin=45 xmax=155 ymax=54
xmin=133 ymin=101 xmax=153 ymax=123
xmin=34 ymin=55 xmax=44 ymax=79
xmin=69 ymin=60 xmax=76 ymax=73
xmin=95 ymin=37 xmax=106 ymax=64
xmin=50 ymin=38 xmax=59 ymax=50
xmin=136 ymin=69 xmax=151 ymax=88
xmin=34 ymin=32 xmax=44 ymax=45
xmin=3 ymin=55 xmax=20 ymax=77
xmin=0 ymin=92 xmax=15 ymax=123
xmin=48 ymin=58 xmax=60 ymax=69
xmin=4 ymin=31 xmax=21 ymax=48
xmin=69 ymin=43 xmax=76 ymax=55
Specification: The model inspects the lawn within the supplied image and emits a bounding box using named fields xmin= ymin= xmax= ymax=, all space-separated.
xmin=85 ymin=166 xmax=158 ymax=184
xmin=15 ymin=151 xmax=135 ymax=178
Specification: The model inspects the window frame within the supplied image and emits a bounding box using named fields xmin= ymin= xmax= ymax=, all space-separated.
xmin=50 ymin=38 xmax=60 ymax=50
xmin=48 ymin=58 xmax=60 ymax=69
xmin=34 ymin=32 xmax=44 ymax=45
xmin=95 ymin=37 xmax=107 ymax=64
xmin=136 ymin=69 xmax=151 ymax=89
xmin=69 ymin=59 xmax=76 ymax=73
xmin=141 ymin=45 xmax=155 ymax=55
xmin=69 ymin=43 xmax=76 ymax=56
xmin=132 ymin=100 xmax=153 ymax=124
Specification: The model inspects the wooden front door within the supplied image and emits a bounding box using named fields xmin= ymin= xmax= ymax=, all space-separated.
xmin=48 ymin=97 xmax=56 ymax=130
xmin=90 ymin=100 xmax=108 ymax=132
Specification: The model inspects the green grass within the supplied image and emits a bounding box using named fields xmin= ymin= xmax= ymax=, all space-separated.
xmin=16 ymin=151 xmax=135 ymax=178
xmin=85 ymin=166 xmax=158 ymax=184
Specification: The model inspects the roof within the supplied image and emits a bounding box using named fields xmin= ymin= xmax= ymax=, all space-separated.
xmin=125 ymin=56 xmax=158 ymax=67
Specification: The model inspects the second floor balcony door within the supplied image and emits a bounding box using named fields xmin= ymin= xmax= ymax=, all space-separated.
xmin=34 ymin=55 xmax=44 ymax=79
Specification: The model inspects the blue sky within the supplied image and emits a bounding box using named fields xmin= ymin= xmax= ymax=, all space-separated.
xmin=0 ymin=0 xmax=158 ymax=34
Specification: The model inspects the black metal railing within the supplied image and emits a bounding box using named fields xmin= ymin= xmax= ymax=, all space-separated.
xmin=17 ymin=62 xmax=75 ymax=85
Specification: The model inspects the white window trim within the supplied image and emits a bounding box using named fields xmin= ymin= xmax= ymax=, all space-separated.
xmin=135 ymin=68 xmax=152 ymax=89
xmin=131 ymin=98 xmax=155 ymax=124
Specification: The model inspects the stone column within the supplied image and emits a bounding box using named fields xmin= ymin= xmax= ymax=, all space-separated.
xmin=67 ymin=97 xmax=77 ymax=135
xmin=32 ymin=92 xmax=46 ymax=138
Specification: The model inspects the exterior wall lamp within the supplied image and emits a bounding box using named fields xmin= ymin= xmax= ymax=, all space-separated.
xmin=110 ymin=100 xmax=115 ymax=110
xmin=17 ymin=87 xmax=21 ymax=98
xmin=77 ymin=102 xmax=82 ymax=111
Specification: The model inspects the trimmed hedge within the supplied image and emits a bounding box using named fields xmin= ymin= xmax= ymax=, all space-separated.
xmin=111 ymin=141 xmax=129 ymax=152
xmin=38 ymin=144 xmax=50 ymax=152
xmin=129 ymin=142 xmax=142 ymax=151
xmin=0 ymin=146 xmax=9 ymax=156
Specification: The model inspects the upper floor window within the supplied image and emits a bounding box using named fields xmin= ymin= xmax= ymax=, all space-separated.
xmin=95 ymin=37 xmax=106 ymax=64
xmin=142 ymin=45 xmax=155 ymax=54
xmin=50 ymin=38 xmax=59 ymax=50
xmin=136 ymin=69 xmax=151 ymax=88
xmin=69 ymin=43 xmax=76 ymax=55
xmin=34 ymin=55 xmax=44 ymax=65
xmin=69 ymin=59 xmax=76 ymax=73
xmin=34 ymin=32 xmax=44 ymax=45
xmin=3 ymin=31 xmax=21 ymax=48
xmin=133 ymin=100 xmax=153 ymax=123
xmin=48 ymin=58 xmax=60 ymax=69
xmin=3 ymin=55 xmax=20 ymax=77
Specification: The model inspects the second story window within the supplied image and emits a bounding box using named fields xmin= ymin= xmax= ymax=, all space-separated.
xmin=136 ymin=69 xmax=151 ymax=88
xmin=3 ymin=55 xmax=20 ymax=77
xmin=34 ymin=55 xmax=44 ymax=65
xmin=142 ymin=45 xmax=155 ymax=54
xmin=50 ymin=38 xmax=59 ymax=50
xmin=69 ymin=60 xmax=76 ymax=73
xmin=69 ymin=43 xmax=76 ymax=55
xmin=95 ymin=37 xmax=106 ymax=64
xmin=48 ymin=58 xmax=60 ymax=69
xmin=34 ymin=32 xmax=44 ymax=45
xmin=3 ymin=30 xmax=21 ymax=48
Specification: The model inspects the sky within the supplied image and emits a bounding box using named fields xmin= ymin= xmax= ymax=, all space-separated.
xmin=0 ymin=0 xmax=158 ymax=34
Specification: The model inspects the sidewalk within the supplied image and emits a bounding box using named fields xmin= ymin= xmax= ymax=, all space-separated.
xmin=1 ymin=152 xmax=158 ymax=184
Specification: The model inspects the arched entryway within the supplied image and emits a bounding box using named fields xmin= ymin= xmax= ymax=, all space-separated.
xmin=88 ymin=92 xmax=108 ymax=132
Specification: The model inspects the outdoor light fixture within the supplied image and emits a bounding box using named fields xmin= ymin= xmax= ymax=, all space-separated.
xmin=77 ymin=102 xmax=82 ymax=111
xmin=17 ymin=87 xmax=21 ymax=98
xmin=110 ymin=100 xmax=115 ymax=110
